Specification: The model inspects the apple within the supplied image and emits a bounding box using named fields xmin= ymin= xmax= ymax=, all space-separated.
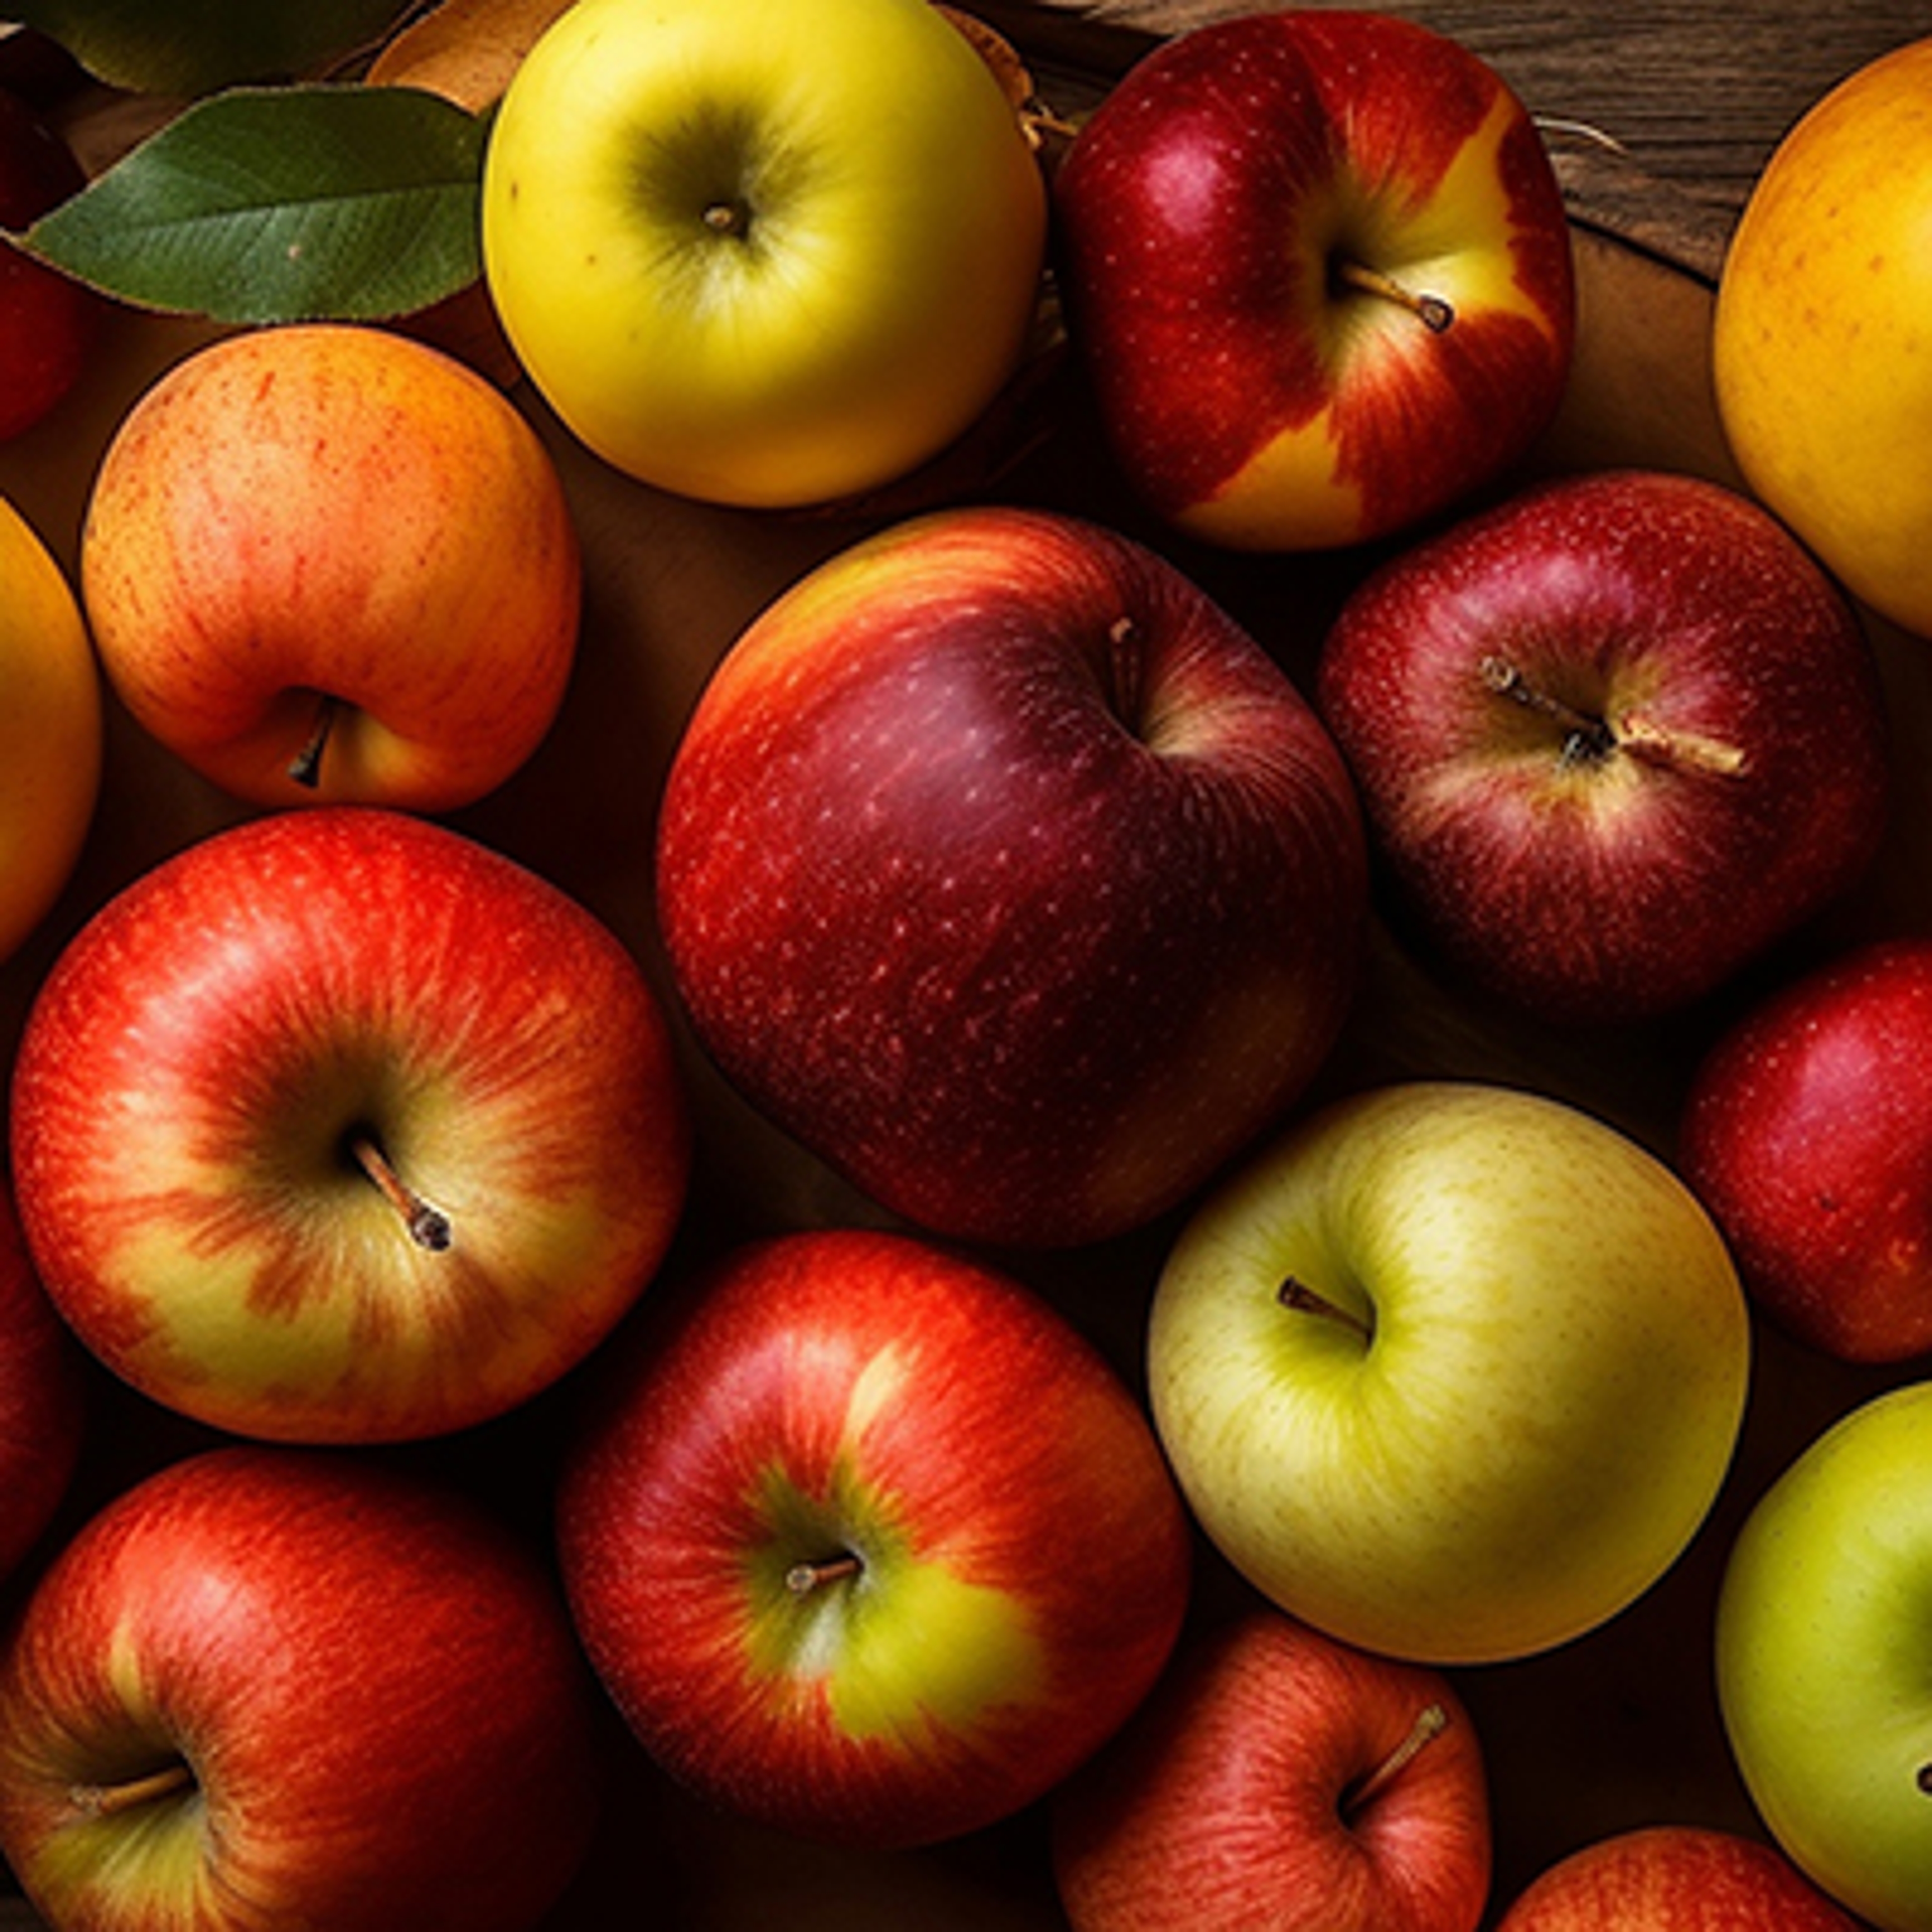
xmin=1051 ymin=9 xmax=1575 ymax=552
xmin=0 ymin=487 xmax=101 ymax=967
xmin=479 ymin=0 xmax=1048 ymax=508
xmin=655 ymin=503 xmax=1368 ymax=1248
xmin=0 ymin=1181 xmax=85 ymax=1589
xmin=9 ymin=806 xmax=691 ymax=1444
xmin=0 ymin=87 xmax=102 ymax=444
xmin=1148 ymin=1079 xmax=1751 ymax=1665
xmin=1051 ymin=1609 xmax=1491 ymax=1931
xmin=0 ymin=1444 xmax=606 ymax=1932
xmin=1316 ymin=468 xmax=1890 ymax=1024
xmin=1679 ymin=936 xmax=1932 ymax=1363
xmin=78 ymin=321 xmax=581 ymax=812
xmin=1495 ymin=1824 xmax=1863 ymax=1929
xmin=1716 ymin=1379 xmax=1932 ymax=1932
xmin=1713 ymin=35 xmax=1932 ymax=639
xmin=555 ymin=1226 xmax=1193 ymax=1849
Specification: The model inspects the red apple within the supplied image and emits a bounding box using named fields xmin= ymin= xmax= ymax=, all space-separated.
xmin=556 ymin=1227 xmax=1194 ymax=1849
xmin=1051 ymin=1611 xmax=1490 ymax=1932
xmin=1679 ymin=936 xmax=1932 ymax=1363
xmin=1051 ymin=9 xmax=1575 ymax=551
xmin=0 ymin=88 xmax=101 ymax=444
xmin=655 ymin=504 xmax=1368 ymax=1248
xmin=9 ymin=806 xmax=691 ymax=1443
xmin=0 ymin=1444 xmax=606 ymax=1932
xmin=1316 ymin=468 xmax=1890 ymax=1024
xmin=0 ymin=1181 xmax=85 ymax=1588
xmin=1495 ymin=1824 xmax=1862 ymax=1928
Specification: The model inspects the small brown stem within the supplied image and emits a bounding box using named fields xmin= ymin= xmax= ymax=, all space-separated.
xmin=786 ymin=1554 xmax=863 ymax=1596
xmin=1106 ymin=616 xmax=1144 ymax=733
xmin=69 ymin=1762 xmax=196 ymax=1821
xmin=1611 ymin=711 xmax=1750 ymax=778
xmin=1481 ymin=656 xmax=1747 ymax=778
xmin=1346 ymin=1704 xmax=1450 ymax=1818
xmin=349 ymin=1134 xmax=452 ymax=1251
xmin=1334 ymin=259 xmax=1454 ymax=333
xmin=1278 ymin=1275 xmax=1374 ymax=1344
xmin=702 ymin=199 xmax=749 ymax=236
xmin=287 ymin=694 xmax=338 ymax=789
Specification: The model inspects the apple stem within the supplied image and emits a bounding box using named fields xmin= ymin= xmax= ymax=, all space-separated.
xmin=1105 ymin=616 xmax=1145 ymax=731
xmin=1278 ymin=1275 xmax=1374 ymax=1344
xmin=702 ymin=199 xmax=750 ymax=237
xmin=349 ymin=1134 xmax=453 ymax=1251
xmin=1480 ymin=656 xmax=1747 ymax=778
xmin=69 ymin=1761 xmax=196 ymax=1821
xmin=1334 ymin=259 xmax=1455 ymax=334
xmin=1345 ymin=1704 xmax=1450 ymax=1818
xmin=287 ymin=694 xmax=338 ymax=789
xmin=785 ymin=1553 xmax=863 ymax=1596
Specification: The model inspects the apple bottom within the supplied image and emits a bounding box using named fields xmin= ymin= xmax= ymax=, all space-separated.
xmin=556 ymin=1228 xmax=1194 ymax=1850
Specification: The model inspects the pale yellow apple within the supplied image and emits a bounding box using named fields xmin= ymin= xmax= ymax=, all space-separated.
xmin=0 ymin=494 xmax=100 ymax=964
xmin=1714 ymin=36 xmax=1932 ymax=637
xmin=479 ymin=0 xmax=1048 ymax=509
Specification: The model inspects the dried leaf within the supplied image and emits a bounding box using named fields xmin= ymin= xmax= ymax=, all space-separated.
xmin=366 ymin=0 xmax=577 ymax=112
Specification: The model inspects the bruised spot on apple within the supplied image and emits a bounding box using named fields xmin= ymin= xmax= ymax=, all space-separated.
xmin=557 ymin=1229 xmax=1192 ymax=1848
xmin=9 ymin=808 xmax=692 ymax=1444
xmin=1053 ymin=10 xmax=1575 ymax=551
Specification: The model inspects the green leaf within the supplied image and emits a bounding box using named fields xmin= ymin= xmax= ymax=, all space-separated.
xmin=6 ymin=0 xmax=417 ymax=94
xmin=20 ymin=85 xmax=488 ymax=325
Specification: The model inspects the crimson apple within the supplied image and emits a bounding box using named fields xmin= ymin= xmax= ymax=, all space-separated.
xmin=9 ymin=806 xmax=691 ymax=1443
xmin=655 ymin=504 xmax=1368 ymax=1248
xmin=1051 ymin=1610 xmax=1490 ymax=1931
xmin=1316 ymin=468 xmax=1890 ymax=1023
xmin=0 ymin=1445 xmax=606 ymax=1932
xmin=1051 ymin=9 xmax=1575 ymax=551
xmin=0 ymin=88 xmax=100 ymax=444
xmin=0 ymin=1181 xmax=84 ymax=1588
xmin=1679 ymin=937 xmax=1932 ymax=1363
xmin=556 ymin=1227 xmax=1193 ymax=1849
xmin=1495 ymin=1824 xmax=1862 ymax=1928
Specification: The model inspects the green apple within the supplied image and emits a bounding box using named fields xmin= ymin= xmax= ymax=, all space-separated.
xmin=1715 ymin=1380 xmax=1932 ymax=1932
xmin=1148 ymin=1080 xmax=1751 ymax=1664
xmin=479 ymin=0 xmax=1048 ymax=509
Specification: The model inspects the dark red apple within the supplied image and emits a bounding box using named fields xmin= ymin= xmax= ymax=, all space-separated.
xmin=1317 ymin=468 xmax=1890 ymax=1023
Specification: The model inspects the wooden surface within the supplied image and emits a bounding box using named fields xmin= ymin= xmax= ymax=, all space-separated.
xmin=0 ymin=5 xmax=1928 ymax=1928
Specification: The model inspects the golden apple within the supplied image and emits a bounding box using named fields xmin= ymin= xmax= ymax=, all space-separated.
xmin=1714 ymin=36 xmax=1932 ymax=637
xmin=0 ymin=492 xmax=100 ymax=964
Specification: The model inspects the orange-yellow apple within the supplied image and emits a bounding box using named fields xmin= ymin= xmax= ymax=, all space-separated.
xmin=78 ymin=322 xmax=581 ymax=811
xmin=1714 ymin=35 xmax=1932 ymax=638
xmin=479 ymin=0 xmax=1048 ymax=508
xmin=1053 ymin=9 xmax=1575 ymax=551
xmin=0 ymin=489 xmax=100 ymax=965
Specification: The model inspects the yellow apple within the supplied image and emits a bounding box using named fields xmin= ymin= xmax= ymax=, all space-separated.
xmin=0 ymin=492 xmax=100 ymax=965
xmin=1713 ymin=36 xmax=1932 ymax=637
xmin=479 ymin=0 xmax=1048 ymax=509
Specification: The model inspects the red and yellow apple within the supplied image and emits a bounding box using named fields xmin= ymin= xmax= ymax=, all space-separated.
xmin=556 ymin=1228 xmax=1193 ymax=1849
xmin=78 ymin=321 xmax=581 ymax=811
xmin=1052 ymin=9 xmax=1575 ymax=550
xmin=655 ymin=504 xmax=1367 ymax=1248
xmin=9 ymin=806 xmax=691 ymax=1443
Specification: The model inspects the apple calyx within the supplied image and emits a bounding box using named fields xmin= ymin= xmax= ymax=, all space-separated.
xmin=701 ymin=198 xmax=752 ymax=238
xmin=784 ymin=1552 xmax=864 ymax=1596
xmin=1342 ymin=1702 xmax=1450 ymax=1822
xmin=1333 ymin=259 xmax=1455 ymax=335
xmin=67 ymin=1759 xmax=197 ymax=1821
xmin=1278 ymin=1274 xmax=1374 ymax=1343
xmin=1480 ymin=655 xmax=1749 ymax=778
xmin=288 ymin=693 xmax=340 ymax=788
xmin=349 ymin=1132 xmax=453 ymax=1251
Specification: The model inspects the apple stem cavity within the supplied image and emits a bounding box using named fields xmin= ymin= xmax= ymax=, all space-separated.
xmin=1343 ymin=1703 xmax=1450 ymax=1819
xmin=1480 ymin=656 xmax=1748 ymax=778
xmin=1278 ymin=1275 xmax=1374 ymax=1344
xmin=69 ymin=1760 xmax=197 ymax=1821
xmin=785 ymin=1553 xmax=864 ymax=1596
xmin=1333 ymin=259 xmax=1455 ymax=334
xmin=287 ymin=693 xmax=339 ymax=789
xmin=349 ymin=1133 xmax=453 ymax=1251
